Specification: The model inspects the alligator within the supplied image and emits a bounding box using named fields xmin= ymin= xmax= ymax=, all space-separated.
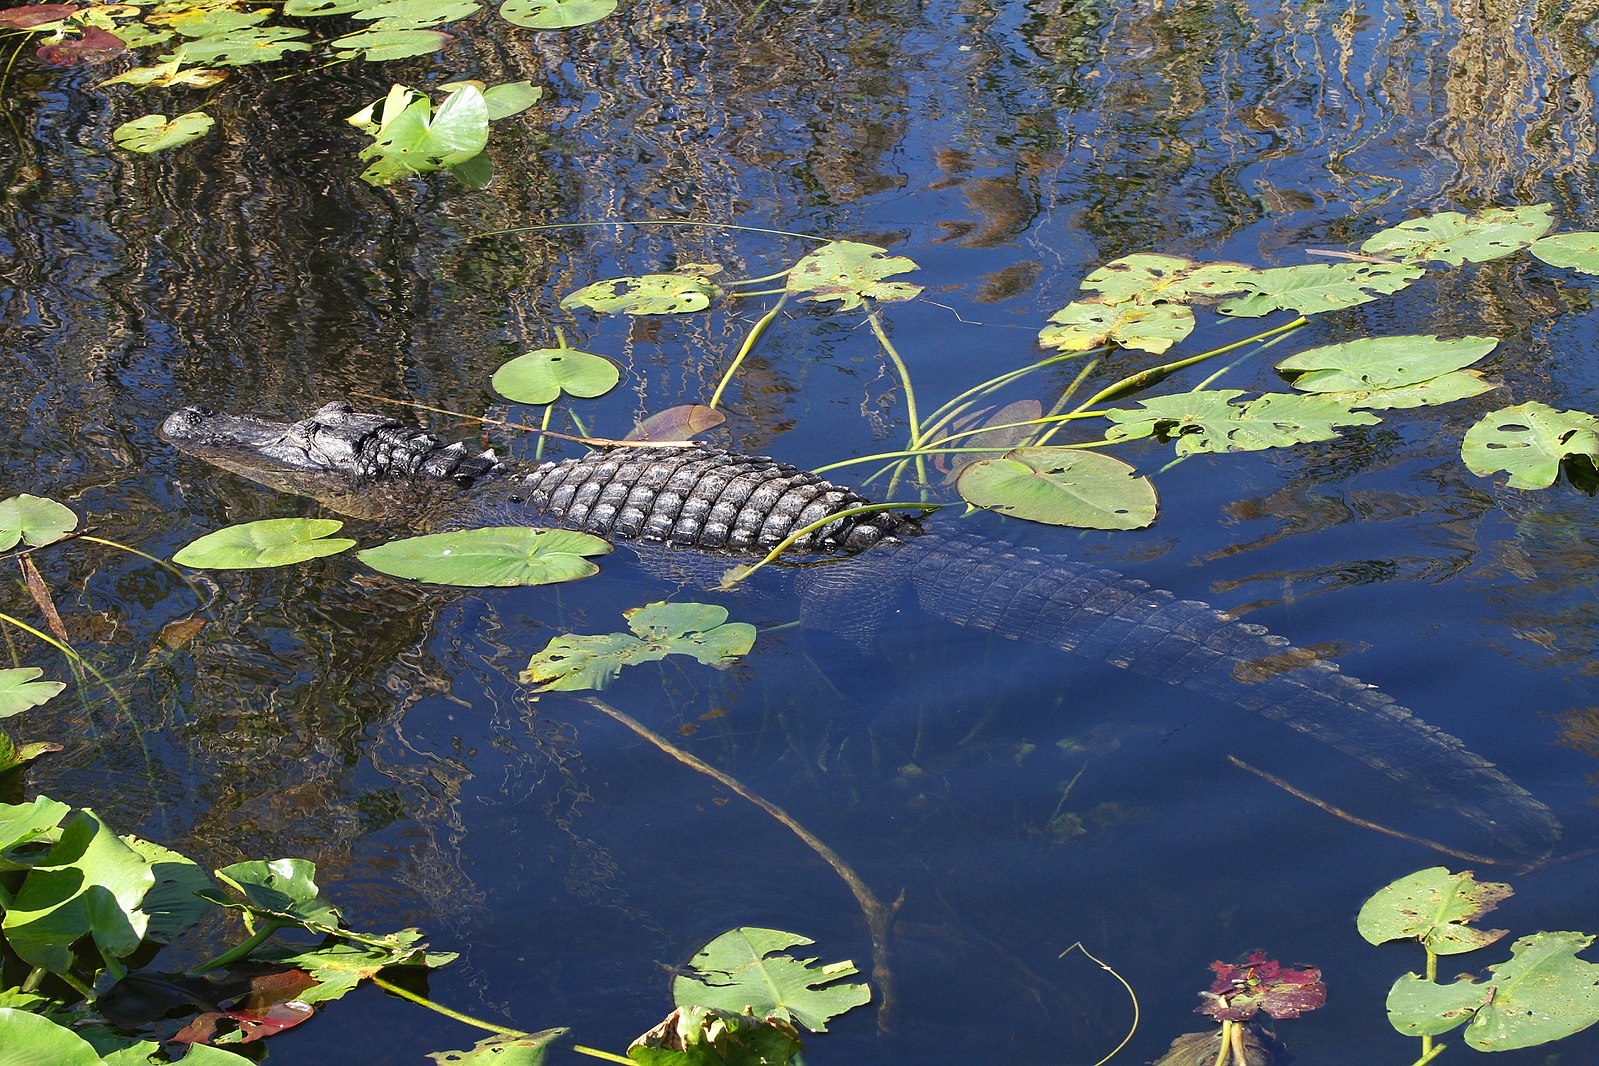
xmin=161 ymin=400 xmax=1562 ymax=858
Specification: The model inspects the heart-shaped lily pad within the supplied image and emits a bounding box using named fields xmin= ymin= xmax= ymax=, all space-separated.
xmin=358 ymin=527 xmax=611 ymax=586
xmin=173 ymin=518 xmax=355 ymax=569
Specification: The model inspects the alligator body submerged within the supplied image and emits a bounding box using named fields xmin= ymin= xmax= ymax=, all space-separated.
xmin=161 ymin=401 xmax=1562 ymax=857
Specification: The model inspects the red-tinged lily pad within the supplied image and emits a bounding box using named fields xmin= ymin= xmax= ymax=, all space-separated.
xmin=0 ymin=3 xmax=75 ymax=28
xmin=1196 ymin=951 xmax=1327 ymax=1023
xmin=625 ymin=404 xmax=726 ymax=442
xmin=174 ymin=969 xmax=319 ymax=1045
xmin=36 ymin=25 xmax=125 ymax=65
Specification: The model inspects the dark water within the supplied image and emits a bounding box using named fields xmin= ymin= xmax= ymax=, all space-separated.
xmin=4 ymin=0 xmax=1599 ymax=1062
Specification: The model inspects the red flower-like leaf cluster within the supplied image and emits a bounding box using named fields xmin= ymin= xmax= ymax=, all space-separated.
xmin=1195 ymin=950 xmax=1327 ymax=1023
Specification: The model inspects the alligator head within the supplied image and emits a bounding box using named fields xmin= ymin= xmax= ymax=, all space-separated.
xmin=161 ymin=401 xmax=502 ymax=521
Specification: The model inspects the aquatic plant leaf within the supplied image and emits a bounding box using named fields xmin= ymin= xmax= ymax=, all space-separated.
xmin=0 ymin=1008 xmax=106 ymax=1066
xmin=1080 ymin=254 xmax=1255 ymax=305
xmin=158 ymin=7 xmax=269 ymax=37
xmin=521 ymin=601 xmax=755 ymax=691
xmin=285 ymin=0 xmax=380 ymax=14
xmin=1104 ymin=390 xmax=1380 ymax=456
xmin=1039 ymin=298 xmax=1192 ymax=354
xmin=173 ymin=518 xmax=354 ymax=569
xmin=430 ymin=1029 xmax=566 ymax=1065
xmin=785 ymin=240 xmax=922 ymax=310
xmin=36 ymin=25 xmax=126 ymax=65
xmin=0 ymin=492 xmax=78 ymax=550
xmin=1325 ymin=370 xmax=1493 ymax=410
xmin=473 ymin=79 xmax=540 ymax=119
xmin=99 ymin=59 xmax=228 ymax=87
xmin=1219 ymin=262 xmax=1424 ymax=317
xmin=1464 ymin=932 xmax=1599 ymax=1050
xmin=562 ymin=270 xmax=723 ymax=315
xmin=123 ymin=836 xmax=214 ymax=944
xmin=1461 ymin=402 xmax=1599 ymax=489
xmin=163 ymin=26 xmax=311 ymax=65
xmin=0 ymin=4 xmax=75 ymax=29
xmin=0 ymin=734 xmax=60 ymax=776
xmin=1360 ymin=204 xmax=1555 ymax=266
xmin=1386 ymin=972 xmax=1490 ymax=1037
xmin=205 ymin=858 xmax=344 ymax=930
xmin=625 ymin=404 xmax=726 ymax=442
xmin=957 ymin=447 xmax=1156 ymax=530
xmin=0 ymin=795 xmax=70 ymax=853
xmin=498 ymin=0 xmax=613 ymax=28
xmin=629 ymin=1005 xmax=802 ymax=1066
xmin=353 ymin=0 xmax=478 ymax=26
xmin=672 ymin=928 xmax=870 ymax=1033
xmin=1277 ymin=334 xmax=1498 ymax=392
xmin=1196 ymin=951 xmax=1326 ymax=1022
xmin=1529 ymin=232 xmax=1599 ymax=274
xmin=3 ymin=808 xmax=155 ymax=973
xmin=265 ymin=929 xmax=450 ymax=1004
xmin=491 ymin=346 xmax=620 ymax=404
xmin=112 ymin=110 xmax=214 ymax=152
xmin=359 ymin=527 xmax=610 ymax=586
xmin=0 ymin=667 xmax=66 ymax=719
xmin=351 ymin=81 xmax=486 ymax=183
xmin=1356 ymin=867 xmax=1511 ymax=954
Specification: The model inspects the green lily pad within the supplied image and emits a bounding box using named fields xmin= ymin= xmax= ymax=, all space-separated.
xmin=497 ymin=0 xmax=614 ymax=27
xmin=163 ymin=26 xmax=311 ymax=65
xmin=0 ymin=796 xmax=70 ymax=855
xmin=0 ymin=1008 xmax=107 ymax=1066
xmin=264 ymin=929 xmax=453 ymax=1004
xmin=1529 ymin=232 xmax=1599 ymax=274
xmin=1461 ymin=402 xmax=1599 ymax=489
xmin=1079 ymin=254 xmax=1255 ymax=305
xmin=491 ymin=346 xmax=619 ymax=404
xmin=1360 ymin=204 xmax=1555 ymax=266
xmin=1277 ymin=334 xmax=1498 ymax=392
xmin=561 ymin=269 xmax=723 ymax=315
xmin=204 ymin=857 xmax=343 ymax=931
xmin=3 ymin=809 xmax=155 ymax=973
xmin=359 ymin=527 xmax=611 ymax=586
xmin=429 ymin=1030 xmax=566 ymax=1065
xmin=285 ymin=0 xmax=383 ymax=14
xmin=1039 ymin=298 xmax=1193 ymax=355
xmin=353 ymin=0 xmax=479 ymax=27
xmin=1325 ymin=370 xmax=1493 ymax=410
xmin=161 ymin=7 xmax=270 ymax=37
xmin=1219 ymin=262 xmax=1424 ymax=317
xmin=956 ymin=448 xmax=1157 ymax=530
xmin=1464 ymin=932 xmax=1599 ymax=1050
xmin=521 ymin=601 xmax=755 ymax=691
xmin=123 ymin=836 xmax=214 ymax=944
xmin=113 ymin=111 xmax=215 ymax=153
xmin=672 ymin=928 xmax=870 ymax=1033
xmin=1104 ymin=390 xmax=1381 ymax=456
xmin=333 ymin=27 xmax=453 ymax=59
xmin=173 ymin=518 xmax=355 ymax=569
xmin=0 ymin=494 xmax=77 ymax=551
xmin=480 ymin=79 xmax=541 ymax=119
xmin=1357 ymin=867 xmax=1512 ymax=954
xmin=1386 ymin=972 xmax=1493 ymax=1037
xmin=0 ymin=668 xmax=66 ymax=719
xmin=786 ymin=240 xmax=922 ymax=310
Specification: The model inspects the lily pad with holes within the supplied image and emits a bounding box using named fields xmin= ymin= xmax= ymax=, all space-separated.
xmin=1277 ymin=334 xmax=1498 ymax=392
xmin=1357 ymin=867 xmax=1512 ymax=954
xmin=1529 ymin=232 xmax=1599 ymax=274
xmin=672 ymin=928 xmax=870 ymax=1034
xmin=1461 ymin=402 xmax=1599 ymax=489
xmin=359 ymin=527 xmax=611 ymax=586
xmin=1039 ymin=299 xmax=1193 ymax=354
xmin=521 ymin=601 xmax=755 ymax=691
xmin=173 ymin=519 xmax=355 ymax=569
xmin=0 ymin=669 xmax=66 ymax=720
xmin=112 ymin=111 xmax=214 ymax=153
xmin=333 ymin=27 xmax=453 ymax=59
xmin=785 ymin=241 xmax=922 ymax=310
xmin=1360 ymin=205 xmax=1555 ymax=266
xmin=562 ymin=270 xmax=723 ymax=315
xmin=497 ymin=0 xmax=614 ymax=27
xmin=1104 ymin=390 xmax=1381 ymax=456
xmin=100 ymin=60 xmax=228 ymax=88
xmin=1326 ymin=371 xmax=1493 ymax=410
xmin=0 ymin=494 xmax=78 ymax=551
xmin=1219 ymin=262 xmax=1424 ymax=318
xmin=956 ymin=448 xmax=1157 ymax=530
xmin=161 ymin=26 xmax=311 ymax=65
xmin=352 ymin=0 xmax=479 ymax=27
xmin=491 ymin=346 xmax=619 ymax=404
xmin=286 ymin=0 xmax=383 ymax=13
xmin=1079 ymin=254 xmax=1256 ymax=305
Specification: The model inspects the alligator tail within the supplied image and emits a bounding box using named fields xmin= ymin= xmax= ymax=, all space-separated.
xmin=899 ymin=531 xmax=1560 ymax=858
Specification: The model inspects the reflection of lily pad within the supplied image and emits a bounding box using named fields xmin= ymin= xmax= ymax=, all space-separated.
xmin=112 ymin=111 xmax=214 ymax=153
xmin=1361 ymin=205 xmax=1554 ymax=266
xmin=498 ymin=0 xmax=614 ymax=27
xmin=1277 ymin=334 xmax=1498 ymax=392
xmin=173 ymin=518 xmax=355 ymax=569
xmin=1104 ymin=390 xmax=1381 ymax=455
xmin=1357 ymin=867 xmax=1511 ymax=954
xmin=521 ymin=601 xmax=755 ymax=691
xmin=1220 ymin=262 xmax=1424 ymax=317
xmin=359 ymin=527 xmax=611 ymax=586
xmin=491 ymin=346 xmax=619 ymax=404
xmin=1461 ymin=401 xmax=1599 ymax=489
xmin=1039 ymin=299 xmax=1193 ymax=354
xmin=0 ymin=668 xmax=66 ymax=720
xmin=0 ymin=494 xmax=78 ymax=551
xmin=956 ymin=448 xmax=1156 ymax=530
xmin=786 ymin=241 xmax=922 ymax=310
xmin=562 ymin=270 xmax=723 ymax=315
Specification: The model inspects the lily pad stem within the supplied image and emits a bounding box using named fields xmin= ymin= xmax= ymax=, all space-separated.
xmin=1408 ymin=1043 xmax=1448 ymax=1066
xmin=709 ymin=292 xmax=789 ymax=410
xmin=191 ymin=919 xmax=286 ymax=973
xmin=571 ymin=1046 xmax=634 ymax=1064
xmin=867 ymin=305 xmax=929 ymax=496
xmin=368 ymin=974 xmax=527 ymax=1037
xmin=717 ymin=502 xmax=939 ymax=589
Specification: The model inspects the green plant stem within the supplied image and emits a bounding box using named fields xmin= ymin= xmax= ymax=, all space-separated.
xmin=723 ymin=268 xmax=793 ymax=287
xmin=915 ymin=349 xmax=1103 ymax=444
xmin=708 ymin=292 xmax=789 ymax=410
xmin=368 ymin=974 xmax=526 ymax=1037
xmin=1408 ymin=1043 xmax=1448 ymax=1066
xmin=0 ymin=611 xmax=145 ymax=759
xmin=717 ymin=502 xmax=939 ymax=589
xmin=1213 ymin=1020 xmax=1232 ymax=1066
xmin=1419 ymin=947 xmax=1439 ymax=1061
xmin=190 ymin=919 xmax=284 ymax=974
xmin=867 ymin=305 xmax=929 ymax=496
xmin=1188 ymin=325 xmax=1304 ymax=392
xmin=572 ymin=1046 xmax=635 ymax=1064
xmin=1032 ymin=357 xmax=1106 ymax=446
xmin=726 ymin=286 xmax=788 ymax=297
xmin=817 ymin=444 xmax=1046 ymax=476
xmin=535 ymin=404 xmax=553 ymax=462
